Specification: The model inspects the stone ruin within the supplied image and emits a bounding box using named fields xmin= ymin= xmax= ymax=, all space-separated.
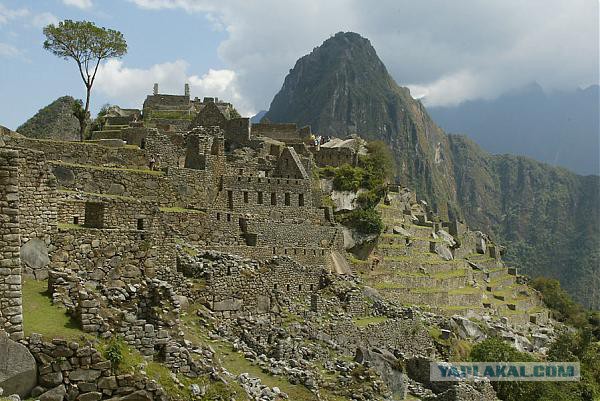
xmin=0 ymin=85 xmax=555 ymax=401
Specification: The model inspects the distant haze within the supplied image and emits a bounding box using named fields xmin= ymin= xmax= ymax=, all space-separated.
xmin=428 ymin=84 xmax=600 ymax=175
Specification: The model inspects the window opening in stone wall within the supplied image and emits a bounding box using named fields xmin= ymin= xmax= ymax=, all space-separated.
xmin=298 ymin=193 xmax=304 ymax=206
xmin=274 ymin=283 xmax=278 ymax=290
xmin=257 ymin=191 xmax=263 ymax=204
xmin=227 ymin=213 xmax=231 ymax=222
xmin=243 ymin=191 xmax=249 ymax=203
xmin=310 ymin=284 xmax=314 ymax=291
xmin=227 ymin=266 xmax=231 ymax=275
xmin=298 ymin=284 xmax=302 ymax=291
xmin=73 ymin=216 xmax=79 ymax=225
xmin=271 ymin=192 xmax=277 ymax=205
xmin=227 ymin=190 xmax=233 ymax=209
xmin=137 ymin=218 xmax=144 ymax=230
xmin=286 ymin=284 xmax=290 ymax=291
xmin=284 ymin=193 xmax=290 ymax=206
xmin=140 ymin=138 xmax=146 ymax=149
xmin=216 ymin=212 xmax=220 ymax=220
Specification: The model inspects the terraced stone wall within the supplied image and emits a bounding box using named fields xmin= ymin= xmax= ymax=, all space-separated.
xmin=3 ymin=135 xmax=148 ymax=168
xmin=0 ymin=147 xmax=23 ymax=340
xmin=13 ymin=147 xmax=57 ymax=244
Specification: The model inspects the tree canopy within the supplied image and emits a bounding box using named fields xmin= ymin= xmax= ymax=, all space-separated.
xmin=43 ymin=20 xmax=127 ymax=139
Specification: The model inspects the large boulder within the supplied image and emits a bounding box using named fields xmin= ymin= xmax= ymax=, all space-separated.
xmin=450 ymin=316 xmax=486 ymax=342
xmin=39 ymin=384 xmax=66 ymax=401
xmin=20 ymin=238 xmax=50 ymax=271
xmin=433 ymin=243 xmax=453 ymax=261
xmin=436 ymin=229 xmax=456 ymax=247
xmin=355 ymin=347 xmax=407 ymax=398
xmin=0 ymin=332 xmax=37 ymax=398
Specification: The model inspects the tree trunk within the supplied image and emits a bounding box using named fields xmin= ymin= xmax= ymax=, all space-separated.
xmin=80 ymin=85 xmax=91 ymax=141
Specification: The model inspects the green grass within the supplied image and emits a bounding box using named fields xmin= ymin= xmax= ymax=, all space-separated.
xmin=181 ymin=306 xmax=345 ymax=401
xmin=22 ymin=279 xmax=86 ymax=340
xmin=448 ymin=287 xmax=482 ymax=296
xmin=57 ymin=222 xmax=87 ymax=230
xmin=50 ymin=161 xmax=164 ymax=176
xmin=371 ymin=282 xmax=409 ymax=290
xmin=160 ymin=206 xmax=205 ymax=214
xmin=432 ymin=269 xmax=467 ymax=279
xmin=59 ymin=189 xmax=137 ymax=202
xmin=352 ymin=316 xmax=388 ymax=327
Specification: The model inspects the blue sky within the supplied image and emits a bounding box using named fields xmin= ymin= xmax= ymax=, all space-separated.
xmin=0 ymin=0 xmax=598 ymax=130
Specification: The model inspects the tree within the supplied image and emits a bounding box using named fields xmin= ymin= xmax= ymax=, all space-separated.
xmin=43 ymin=20 xmax=127 ymax=140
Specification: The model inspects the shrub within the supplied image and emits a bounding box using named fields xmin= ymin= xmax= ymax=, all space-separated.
xmin=339 ymin=208 xmax=383 ymax=234
xmin=332 ymin=164 xmax=364 ymax=192
xmin=530 ymin=277 xmax=588 ymax=328
xmin=103 ymin=338 xmax=124 ymax=373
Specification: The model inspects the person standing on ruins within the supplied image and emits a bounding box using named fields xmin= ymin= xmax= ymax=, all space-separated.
xmin=149 ymin=154 xmax=156 ymax=170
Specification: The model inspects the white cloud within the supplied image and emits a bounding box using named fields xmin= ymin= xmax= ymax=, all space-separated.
xmin=62 ymin=0 xmax=93 ymax=10
xmin=129 ymin=0 xmax=598 ymax=109
xmin=0 ymin=42 xmax=21 ymax=58
xmin=0 ymin=3 xmax=29 ymax=25
xmin=94 ymin=59 xmax=252 ymax=114
xmin=29 ymin=12 xmax=59 ymax=28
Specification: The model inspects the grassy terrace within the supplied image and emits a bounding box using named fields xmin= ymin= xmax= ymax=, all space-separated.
xmin=22 ymin=279 xmax=87 ymax=340
xmin=383 ymin=253 xmax=463 ymax=265
xmin=50 ymin=161 xmax=164 ymax=175
xmin=57 ymin=222 xmax=87 ymax=230
xmin=353 ymin=316 xmax=389 ymax=327
xmin=58 ymin=188 xmax=138 ymax=202
xmin=159 ymin=206 xmax=205 ymax=214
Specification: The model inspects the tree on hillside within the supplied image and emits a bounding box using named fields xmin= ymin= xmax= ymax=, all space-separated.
xmin=43 ymin=20 xmax=127 ymax=140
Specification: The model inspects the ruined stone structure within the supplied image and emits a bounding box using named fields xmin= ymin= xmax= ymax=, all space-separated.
xmin=0 ymin=87 xmax=555 ymax=401
xmin=0 ymin=147 xmax=23 ymax=340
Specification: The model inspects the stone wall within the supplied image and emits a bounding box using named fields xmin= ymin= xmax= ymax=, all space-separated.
xmin=251 ymin=123 xmax=304 ymax=143
xmin=57 ymin=192 xmax=160 ymax=232
xmin=52 ymin=163 xmax=211 ymax=209
xmin=2 ymin=135 xmax=148 ymax=168
xmin=50 ymin=228 xmax=162 ymax=283
xmin=25 ymin=334 xmax=168 ymax=401
xmin=0 ymin=147 xmax=23 ymax=340
xmin=218 ymin=175 xmax=314 ymax=211
xmin=313 ymin=146 xmax=354 ymax=167
xmin=320 ymin=317 xmax=436 ymax=358
xmin=16 ymin=147 xmax=57 ymax=244
xmin=178 ymin=251 xmax=325 ymax=317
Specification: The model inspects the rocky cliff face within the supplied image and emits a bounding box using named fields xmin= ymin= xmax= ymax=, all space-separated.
xmin=264 ymin=32 xmax=600 ymax=309
xmin=17 ymin=96 xmax=80 ymax=141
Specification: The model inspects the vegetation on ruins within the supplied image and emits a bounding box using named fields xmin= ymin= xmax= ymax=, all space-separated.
xmin=43 ymin=20 xmax=127 ymax=140
xmin=321 ymin=140 xmax=394 ymax=234
xmin=471 ymin=335 xmax=600 ymax=401
xmin=467 ymin=278 xmax=600 ymax=401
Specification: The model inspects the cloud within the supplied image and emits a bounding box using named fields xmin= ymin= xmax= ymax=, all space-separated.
xmin=129 ymin=0 xmax=598 ymax=108
xmin=94 ymin=59 xmax=251 ymax=114
xmin=0 ymin=42 xmax=21 ymax=58
xmin=0 ymin=3 xmax=29 ymax=25
xmin=62 ymin=0 xmax=93 ymax=9
xmin=29 ymin=12 xmax=59 ymax=28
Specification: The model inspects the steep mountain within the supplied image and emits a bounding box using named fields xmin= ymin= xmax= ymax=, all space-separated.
xmin=429 ymin=83 xmax=600 ymax=175
xmin=264 ymin=32 xmax=600 ymax=309
xmin=264 ymin=32 xmax=460 ymax=220
xmin=17 ymin=96 xmax=80 ymax=141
